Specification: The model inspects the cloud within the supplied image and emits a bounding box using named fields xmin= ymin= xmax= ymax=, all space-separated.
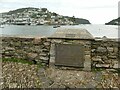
xmin=0 ymin=0 xmax=119 ymax=24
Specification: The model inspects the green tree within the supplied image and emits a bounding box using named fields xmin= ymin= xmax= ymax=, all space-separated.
xmin=31 ymin=13 xmax=37 ymax=18
xmin=41 ymin=8 xmax=47 ymax=12
xmin=72 ymin=16 xmax=75 ymax=22
xmin=52 ymin=12 xmax=57 ymax=16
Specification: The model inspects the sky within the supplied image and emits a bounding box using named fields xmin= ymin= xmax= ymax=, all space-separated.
xmin=0 ymin=0 xmax=119 ymax=24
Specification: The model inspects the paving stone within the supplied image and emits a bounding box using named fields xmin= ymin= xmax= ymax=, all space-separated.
xmin=94 ymin=72 xmax=102 ymax=82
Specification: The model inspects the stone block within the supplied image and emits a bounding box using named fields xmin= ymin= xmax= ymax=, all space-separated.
xmin=5 ymin=51 xmax=14 ymax=56
xmin=50 ymin=44 xmax=55 ymax=55
xmin=107 ymin=47 xmax=114 ymax=52
xmin=92 ymin=56 xmax=102 ymax=61
xmin=27 ymin=53 xmax=38 ymax=59
xmin=84 ymin=45 xmax=91 ymax=51
xmin=44 ymin=42 xmax=50 ymax=46
xmin=39 ymin=53 xmax=48 ymax=56
xmin=5 ymin=47 xmax=15 ymax=51
xmin=41 ymin=60 xmax=49 ymax=63
xmin=63 ymin=42 xmax=72 ymax=44
xmin=101 ymin=56 xmax=108 ymax=60
xmin=40 ymin=56 xmax=49 ymax=61
xmin=108 ymin=55 xmax=117 ymax=59
xmin=83 ymin=55 xmax=91 ymax=71
xmin=95 ymin=64 xmax=110 ymax=68
xmin=96 ymin=47 xmax=107 ymax=53
xmin=85 ymin=51 xmax=91 ymax=55
xmin=78 ymin=40 xmax=86 ymax=45
xmin=113 ymin=47 xmax=118 ymax=53
xmin=42 ymin=49 xmax=49 ymax=52
xmin=34 ymin=38 xmax=41 ymax=44
xmin=91 ymin=49 xmax=96 ymax=53
xmin=85 ymin=41 xmax=91 ymax=45
xmin=113 ymin=61 xmax=118 ymax=68
xmin=51 ymin=39 xmax=62 ymax=43
xmin=49 ymin=57 xmax=55 ymax=63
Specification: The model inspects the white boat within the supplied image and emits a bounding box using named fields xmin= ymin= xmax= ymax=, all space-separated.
xmin=30 ymin=22 xmax=37 ymax=26
xmin=0 ymin=25 xmax=4 ymax=28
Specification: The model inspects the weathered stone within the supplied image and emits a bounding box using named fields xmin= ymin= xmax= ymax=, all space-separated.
xmin=46 ymin=39 xmax=51 ymax=42
xmin=101 ymin=56 xmax=108 ymax=60
xmin=23 ymin=46 xmax=30 ymax=49
xmin=113 ymin=47 xmax=118 ymax=53
xmin=42 ymin=60 xmax=49 ymax=64
xmin=95 ymin=64 xmax=110 ymax=68
xmin=44 ymin=42 xmax=50 ymax=46
xmin=96 ymin=47 xmax=107 ymax=53
xmin=92 ymin=56 xmax=102 ymax=62
xmin=40 ymin=56 xmax=49 ymax=61
xmin=34 ymin=48 xmax=42 ymax=53
xmin=27 ymin=53 xmax=38 ymax=59
xmin=84 ymin=45 xmax=91 ymax=51
xmin=107 ymin=47 xmax=114 ymax=52
xmin=63 ymin=42 xmax=72 ymax=44
xmin=91 ymin=49 xmax=96 ymax=53
xmin=42 ymin=49 xmax=49 ymax=52
xmin=84 ymin=55 xmax=91 ymax=71
xmin=51 ymin=39 xmax=62 ymax=43
xmin=108 ymin=55 xmax=117 ymax=59
xmin=94 ymin=72 xmax=102 ymax=82
xmin=5 ymin=47 xmax=15 ymax=51
xmin=85 ymin=41 xmax=91 ymax=45
xmin=49 ymin=57 xmax=55 ymax=63
xmin=34 ymin=38 xmax=41 ymax=44
xmin=50 ymin=44 xmax=55 ymax=55
xmin=4 ymin=51 xmax=14 ymax=56
xmin=113 ymin=61 xmax=118 ymax=68
xmin=106 ymin=69 xmax=117 ymax=72
xmin=85 ymin=51 xmax=91 ymax=55
xmin=14 ymin=42 xmax=21 ymax=46
xmin=39 ymin=53 xmax=47 ymax=56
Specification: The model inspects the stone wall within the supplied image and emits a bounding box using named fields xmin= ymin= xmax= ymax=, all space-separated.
xmin=2 ymin=37 xmax=51 ymax=66
xmin=91 ymin=38 xmax=119 ymax=69
xmin=1 ymin=37 xmax=119 ymax=70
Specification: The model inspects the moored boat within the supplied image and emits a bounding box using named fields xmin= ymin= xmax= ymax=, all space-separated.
xmin=0 ymin=25 xmax=4 ymax=28
xmin=53 ymin=25 xmax=60 ymax=28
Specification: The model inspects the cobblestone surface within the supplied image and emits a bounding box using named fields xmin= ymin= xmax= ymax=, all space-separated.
xmin=45 ymin=67 xmax=119 ymax=88
xmin=2 ymin=61 xmax=120 ymax=89
xmin=2 ymin=61 xmax=41 ymax=88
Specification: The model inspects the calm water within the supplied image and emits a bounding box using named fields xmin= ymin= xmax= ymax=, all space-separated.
xmin=0 ymin=24 xmax=118 ymax=38
xmin=0 ymin=25 xmax=57 ymax=37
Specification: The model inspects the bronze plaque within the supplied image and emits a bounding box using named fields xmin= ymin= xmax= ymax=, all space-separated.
xmin=55 ymin=44 xmax=85 ymax=67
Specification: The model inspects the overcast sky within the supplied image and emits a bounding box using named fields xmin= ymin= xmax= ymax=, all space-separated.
xmin=0 ymin=0 xmax=119 ymax=24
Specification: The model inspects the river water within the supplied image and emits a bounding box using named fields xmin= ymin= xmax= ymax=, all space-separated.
xmin=0 ymin=24 xmax=118 ymax=38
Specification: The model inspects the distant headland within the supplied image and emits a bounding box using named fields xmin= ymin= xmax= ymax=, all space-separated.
xmin=0 ymin=7 xmax=91 ymax=25
xmin=105 ymin=17 xmax=120 ymax=25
